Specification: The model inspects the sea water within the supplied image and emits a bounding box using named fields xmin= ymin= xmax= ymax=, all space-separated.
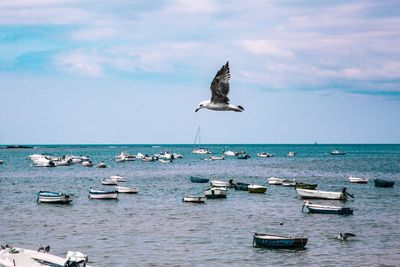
xmin=0 ymin=144 xmax=399 ymax=266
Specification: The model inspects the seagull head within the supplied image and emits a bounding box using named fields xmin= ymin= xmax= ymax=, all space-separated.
xmin=195 ymin=100 xmax=210 ymax=112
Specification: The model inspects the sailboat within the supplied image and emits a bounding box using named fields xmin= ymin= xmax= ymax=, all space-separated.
xmin=192 ymin=127 xmax=212 ymax=154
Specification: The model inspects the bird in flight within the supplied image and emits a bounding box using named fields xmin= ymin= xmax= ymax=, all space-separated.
xmin=336 ymin=233 xmax=356 ymax=241
xmin=195 ymin=61 xmax=244 ymax=112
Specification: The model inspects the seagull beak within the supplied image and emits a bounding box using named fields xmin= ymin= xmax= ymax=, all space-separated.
xmin=195 ymin=108 xmax=200 ymax=112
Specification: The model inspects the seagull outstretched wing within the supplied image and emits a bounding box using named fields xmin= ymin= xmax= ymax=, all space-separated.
xmin=210 ymin=61 xmax=230 ymax=104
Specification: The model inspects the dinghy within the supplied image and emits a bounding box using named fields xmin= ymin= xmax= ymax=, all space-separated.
xmin=374 ymin=179 xmax=395 ymax=188
xmin=204 ymin=187 xmax=227 ymax=198
xmin=252 ymin=233 xmax=308 ymax=249
xmin=268 ymin=177 xmax=283 ymax=185
xmin=296 ymin=188 xmax=352 ymax=200
xmin=182 ymin=194 xmax=206 ymax=203
xmin=349 ymin=176 xmax=368 ymax=184
xmin=110 ymin=175 xmax=127 ymax=182
xmin=36 ymin=191 xmax=72 ymax=204
xmin=190 ymin=176 xmax=209 ymax=183
xmin=302 ymin=201 xmax=353 ymax=215
xmin=88 ymin=188 xmax=118 ymax=199
xmin=115 ymin=186 xmax=139 ymax=193
xmin=248 ymin=184 xmax=267 ymax=193
xmin=101 ymin=178 xmax=118 ymax=185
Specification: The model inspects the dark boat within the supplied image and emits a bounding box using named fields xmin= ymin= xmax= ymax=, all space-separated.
xmin=374 ymin=179 xmax=395 ymax=188
xmin=234 ymin=182 xmax=250 ymax=191
xmin=331 ymin=149 xmax=346 ymax=155
xmin=237 ymin=153 xmax=250 ymax=159
xmin=295 ymin=182 xmax=318 ymax=190
xmin=190 ymin=176 xmax=210 ymax=183
xmin=5 ymin=145 xmax=34 ymax=149
xmin=253 ymin=233 xmax=308 ymax=249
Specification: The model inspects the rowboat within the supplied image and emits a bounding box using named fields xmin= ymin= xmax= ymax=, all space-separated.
xmin=257 ymin=152 xmax=273 ymax=158
xmin=110 ymin=175 xmax=127 ymax=182
xmin=374 ymin=179 xmax=395 ymax=188
xmin=102 ymin=178 xmax=118 ymax=185
xmin=349 ymin=176 xmax=368 ymax=184
xmin=204 ymin=187 xmax=227 ymax=198
xmin=268 ymin=177 xmax=283 ymax=185
xmin=248 ymin=184 xmax=267 ymax=193
xmin=210 ymin=179 xmax=234 ymax=188
xmin=0 ymin=246 xmax=90 ymax=267
xmin=295 ymin=182 xmax=318 ymax=190
xmin=296 ymin=188 xmax=352 ymax=200
xmin=331 ymin=149 xmax=346 ymax=155
xmin=302 ymin=201 xmax=353 ymax=215
xmin=190 ymin=176 xmax=209 ymax=183
xmin=115 ymin=186 xmax=139 ymax=193
xmin=88 ymin=188 xmax=118 ymax=199
xmin=282 ymin=179 xmax=297 ymax=187
xmin=36 ymin=191 xmax=72 ymax=204
xmin=253 ymin=233 xmax=308 ymax=249
xmin=182 ymin=194 xmax=206 ymax=203
xmin=234 ymin=182 xmax=250 ymax=191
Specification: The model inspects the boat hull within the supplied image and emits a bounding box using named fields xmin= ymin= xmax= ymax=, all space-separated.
xmin=190 ymin=176 xmax=210 ymax=183
xmin=374 ymin=179 xmax=395 ymax=188
xmin=37 ymin=191 xmax=72 ymax=204
xmin=304 ymin=203 xmax=353 ymax=215
xmin=253 ymin=234 xmax=308 ymax=249
xmin=182 ymin=196 xmax=206 ymax=203
xmin=115 ymin=186 xmax=139 ymax=193
xmin=234 ymin=182 xmax=250 ymax=191
xmin=89 ymin=189 xmax=118 ymax=199
xmin=296 ymin=188 xmax=346 ymax=200
xmin=204 ymin=188 xmax=227 ymax=198
xmin=248 ymin=185 xmax=267 ymax=193
xmin=295 ymin=183 xmax=318 ymax=190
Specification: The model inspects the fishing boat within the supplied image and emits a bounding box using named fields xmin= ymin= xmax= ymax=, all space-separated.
xmin=204 ymin=187 xmax=227 ymax=198
xmin=0 ymin=246 xmax=90 ymax=267
xmin=374 ymin=179 xmax=395 ymax=188
xmin=36 ymin=191 xmax=72 ymax=204
xmin=295 ymin=182 xmax=318 ymax=190
xmin=257 ymin=152 xmax=273 ymax=158
xmin=115 ymin=186 xmax=139 ymax=193
xmin=190 ymin=176 xmax=210 ymax=183
xmin=331 ymin=149 xmax=346 ymax=155
xmin=248 ymin=184 xmax=267 ymax=193
xmin=282 ymin=179 xmax=297 ymax=187
xmin=268 ymin=177 xmax=283 ymax=185
xmin=110 ymin=175 xmax=127 ymax=182
xmin=192 ymin=127 xmax=212 ymax=154
xmin=182 ymin=194 xmax=206 ymax=203
xmin=287 ymin=151 xmax=296 ymax=157
xmin=349 ymin=176 xmax=368 ymax=184
xmin=88 ymin=188 xmax=118 ymax=199
xmin=252 ymin=233 xmax=308 ymax=249
xmin=296 ymin=188 xmax=352 ymax=200
xmin=302 ymin=201 xmax=353 ymax=215
xmin=210 ymin=179 xmax=234 ymax=188
xmin=101 ymin=178 xmax=118 ymax=185
xmin=234 ymin=182 xmax=250 ymax=191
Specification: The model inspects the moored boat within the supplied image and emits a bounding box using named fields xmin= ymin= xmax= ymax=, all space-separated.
xmin=268 ymin=177 xmax=283 ymax=185
xmin=282 ymin=179 xmax=297 ymax=187
xmin=302 ymin=201 xmax=353 ymax=215
xmin=115 ymin=186 xmax=139 ymax=193
xmin=349 ymin=176 xmax=368 ymax=184
xmin=223 ymin=150 xmax=237 ymax=156
xmin=102 ymin=178 xmax=118 ymax=185
xmin=36 ymin=191 xmax=72 ymax=204
xmin=110 ymin=175 xmax=127 ymax=182
xmin=253 ymin=233 xmax=308 ymax=249
xmin=190 ymin=176 xmax=210 ymax=183
xmin=97 ymin=161 xmax=107 ymax=168
xmin=88 ymin=188 xmax=118 ymax=199
xmin=331 ymin=149 xmax=346 ymax=155
xmin=182 ymin=194 xmax=206 ymax=203
xmin=81 ymin=160 xmax=93 ymax=167
xmin=287 ymin=151 xmax=296 ymax=157
xmin=237 ymin=153 xmax=250 ymax=159
xmin=204 ymin=187 xmax=227 ymax=198
xmin=295 ymin=182 xmax=318 ymax=190
xmin=257 ymin=152 xmax=273 ymax=158
xmin=234 ymin=182 xmax=250 ymax=191
xmin=248 ymin=184 xmax=267 ymax=193
xmin=296 ymin=188 xmax=352 ymax=200
xmin=374 ymin=179 xmax=395 ymax=188
xmin=210 ymin=179 xmax=234 ymax=188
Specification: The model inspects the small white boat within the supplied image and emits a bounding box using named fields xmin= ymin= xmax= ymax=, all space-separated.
xmin=296 ymin=188 xmax=352 ymax=200
xmin=268 ymin=177 xmax=283 ymax=185
xmin=349 ymin=176 xmax=368 ymax=184
xmin=102 ymin=178 xmax=118 ymax=185
xmin=142 ymin=155 xmax=155 ymax=162
xmin=159 ymin=158 xmax=172 ymax=163
xmin=248 ymin=184 xmax=267 ymax=193
xmin=182 ymin=194 xmax=206 ymax=203
xmin=223 ymin=150 xmax=237 ymax=156
xmin=53 ymin=158 xmax=72 ymax=166
xmin=115 ymin=186 xmax=139 ymax=193
xmin=282 ymin=179 xmax=297 ymax=187
xmin=287 ymin=151 xmax=296 ymax=157
xmin=0 ymin=160 xmax=3 ymax=164
xmin=210 ymin=179 xmax=234 ymax=188
xmin=88 ymin=188 xmax=118 ymax=199
xmin=173 ymin=153 xmax=183 ymax=159
xmin=331 ymin=149 xmax=346 ymax=155
xmin=36 ymin=191 xmax=72 ymax=204
xmin=32 ymin=156 xmax=55 ymax=167
xmin=205 ymin=155 xmax=225 ymax=161
xmin=257 ymin=152 xmax=273 ymax=158
xmin=192 ymin=147 xmax=213 ymax=154
xmin=97 ymin=161 xmax=107 ymax=168
xmin=136 ymin=152 xmax=145 ymax=159
xmin=302 ymin=201 xmax=354 ymax=215
xmin=115 ymin=152 xmax=136 ymax=162
xmin=204 ymin=187 xmax=227 ymax=198
xmin=110 ymin=175 xmax=127 ymax=182
xmin=0 ymin=246 xmax=90 ymax=267
xmin=81 ymin=160 xmax=93 ymax=167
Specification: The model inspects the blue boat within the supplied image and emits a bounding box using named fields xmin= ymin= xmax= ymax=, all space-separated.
xmin=36 ymin=191 xmax=72 ymax=204
xmin=190 ymin=176 xmax=209 ymax=183
xmin=374 ymin=179 xmax=395 ymax=188
xmin=253 ymin=233 xmax=308 ymax=249
xmin=302 ymin=201 xmax=353 ymax=215
xmin=234 ymin=182 xmax=250 ymax=191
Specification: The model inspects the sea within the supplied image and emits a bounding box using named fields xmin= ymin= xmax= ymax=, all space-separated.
xmin=0 ymin=144 xmax=399 ymax=266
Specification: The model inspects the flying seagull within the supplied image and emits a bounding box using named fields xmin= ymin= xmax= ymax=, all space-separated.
xmin=336 ymin=233 xmax=356 ymax=241
xmin=195 ymin=61 xmax=244 ymax=112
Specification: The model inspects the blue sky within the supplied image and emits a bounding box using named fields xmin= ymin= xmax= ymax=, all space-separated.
xmin=0 ymin=0 xmax=399 ymax=144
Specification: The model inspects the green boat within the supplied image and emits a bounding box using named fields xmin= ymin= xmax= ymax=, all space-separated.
xmin=295 ymin=182 xmax=318 ymax=190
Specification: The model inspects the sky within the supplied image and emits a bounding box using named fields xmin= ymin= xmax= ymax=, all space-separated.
xmin=0 ymin=0 xmax=399 ymax=144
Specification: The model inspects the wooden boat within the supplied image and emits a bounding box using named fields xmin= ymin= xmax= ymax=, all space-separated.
xmin=374 ymin=179 xmax=395 ymax=188
xmin=302 ymin=201 xmax=353 ymax=215
xmin=102 ymin=178 xmax=118 ymax=185
xmin=295 ymin=182 xmax=318 ymax=190
xmin=182 ymin=194 xmax=206 ymax=203
xmin=268 ymin=177 xmax=283 ymax=185
xmin=349 ymin=176 xmax=368 ymax=184
xmin=253 ymin=233 xmax=308 ymax=249
xmin=296 ymin=188 xmax=352 ymax=200
xmin=282 ymin=179 xmax=297 ymax=187
xmin=234 ymin=182 xmax=250 ymax=191
xmin=88 ymin=188 xmax=118 ymax=199
xmin=0 ymin=246 xmax=90 ymax=267
xmin=331 ymin=149 xmax=346 ymax=155
xmin=204 ymin=187 xmax=227 ymax=198
xmin=248 ymin=184 xmax=267 ymax=193
xmin=190 ymin=176 xmax=209 ymax=183
xmin=110 ymin=175 xmax=127 ymax=182
xmin=210 ymin=179 xmax=234 ymax=188
xmin=36 ymin=191 xmax=72 ymax=204
xmin=115 ymin=186 xmax=139 ymax=193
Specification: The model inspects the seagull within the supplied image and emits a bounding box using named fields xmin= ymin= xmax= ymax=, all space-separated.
xmin=336 ymin=233 xmax=356 ymax=240
xmin=195 ymin=61 xmax=244 ymax=112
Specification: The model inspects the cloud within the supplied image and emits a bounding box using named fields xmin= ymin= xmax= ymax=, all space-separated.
xmin=239 ymin=39 xmax=294 ymax=58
